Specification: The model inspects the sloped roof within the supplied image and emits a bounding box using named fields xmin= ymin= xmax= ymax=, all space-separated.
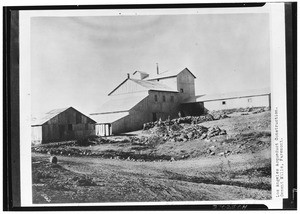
xmin=90 ymin=112 xmax=129 ymax=124
xmin=130 ymin=79 xmax=178 ymax=92
xmin=108 ymin=78 xmax=178 ymax=95
xmin=183 ymin=88 xmax=271 ymax=103
xmin=91 ymin=92 xmax=149 ymax=114
xmin=133 ymin=70 xmax=149 ymax=75
xmin=31 ymin=107 xmax=96 ymax=126
xmin=31 ymin=107 xmax=69 ymax=126
xmin=145 ymin=68 xmax=196 ymax=80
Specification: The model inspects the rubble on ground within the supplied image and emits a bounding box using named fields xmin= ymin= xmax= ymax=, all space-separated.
xmin=143 ymin=114 xmax=214 ymax=130
xmin=141 ymin=123 xmax=226 ymax=143
xmin=32 ymin=145 xmax=174 ymax=162
xmin=143 ymin=107 xmax=269 ymax=132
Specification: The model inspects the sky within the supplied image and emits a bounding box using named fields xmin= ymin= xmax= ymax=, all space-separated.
xmin=31 ymin=12 xmax=270 ymax=117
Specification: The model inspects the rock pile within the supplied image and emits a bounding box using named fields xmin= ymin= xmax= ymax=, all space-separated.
xmin=143 ymin=124 xmax=226 ymax=143
xmin=252 ymin=108 xmax=266 ymax=114
xmin=207 ymin=126 xmax=227 ymax=138
xmin=209 ymin=112 xmax=229 ymax=120
xmin=143 ymin=114 xmax=214 ymax=131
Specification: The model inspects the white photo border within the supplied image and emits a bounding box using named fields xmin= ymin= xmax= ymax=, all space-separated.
xmin=18 ymin=3 xmax=288 ymax=209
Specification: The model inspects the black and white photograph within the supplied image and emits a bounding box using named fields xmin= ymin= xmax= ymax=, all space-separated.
xmin=11 ymin=2 xmax=293 ymax=209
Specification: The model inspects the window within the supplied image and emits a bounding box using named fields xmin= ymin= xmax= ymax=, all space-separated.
xmin=222 ymin=101 xmax=226 ymax=105
xmin=170 ymin=96 xmax=174 ymax=102
xmin=163 ymin=95 xmax=166 ymax=102
xmin=154 ymin=94 xmax=158 ymax=102
xmin=68 ymin=124 xmax=73 ymax=131
xmin=180 ymin=88 xmax=184 ymax=93
xmin=248 ymin=98 xmax=252 ymax=103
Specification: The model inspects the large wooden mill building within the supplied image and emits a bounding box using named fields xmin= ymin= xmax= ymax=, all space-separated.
xmin=90 ymin=68 xmax=197 ymax=136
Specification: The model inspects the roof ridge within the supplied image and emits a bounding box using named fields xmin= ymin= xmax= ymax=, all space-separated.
xmin=32 ymin=107 xmax=71 ymax=126
xmin=130 ymin=78 xmax=176 ymax=91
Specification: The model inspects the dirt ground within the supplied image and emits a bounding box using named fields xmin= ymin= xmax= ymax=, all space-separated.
xmin=32 ymin=111 xmax=271 ymax=203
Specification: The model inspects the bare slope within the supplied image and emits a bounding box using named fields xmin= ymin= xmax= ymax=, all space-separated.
xmin=32 ymin=111 xmax=271 ymax=203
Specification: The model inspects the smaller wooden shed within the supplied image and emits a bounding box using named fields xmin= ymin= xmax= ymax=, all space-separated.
xmin=31 ymin=107 xmax=96 ymax=145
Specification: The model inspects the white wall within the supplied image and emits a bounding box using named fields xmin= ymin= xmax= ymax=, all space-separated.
xmin=204 ymin=94 xmax=270 ymax=111
xmin=95 ymin=124 xmax=111 ymax=136
xmin=31 ymin=126 xmax=42 ymax=145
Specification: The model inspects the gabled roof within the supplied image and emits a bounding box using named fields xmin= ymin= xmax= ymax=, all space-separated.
xmin=31 ymin=107 xmax=96 ymax=126
xmin=183 ymin=88 xmax=271 ymax=103
xmin=91 ymin=92 xmax=149 ymax=114
xmin=145 ymin=68 xmax=196 ymax=80
xmin=31 ymin=107 xmax=69 ymax=126
xmin=130 ymin=79 xmax=178 ymax=92
xmin=133 ymin=70 xmax=149 ymax=75
xmin=108 ymin=78 xmax=178 ymax=95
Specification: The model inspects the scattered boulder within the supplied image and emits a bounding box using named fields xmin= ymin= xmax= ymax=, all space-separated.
xmin=200 ymin=133 xmax=207 ymax=140
xmin=225 ymin=150 xmax=231 ymax=154
xmin=218 ymin=152 xmax=225 ymax=156
xmin=142 ymin=114 xmax=215 ymax=131
xmin=209 ymin=145 xmax=215 ymax=150
xmin=49 ymin=156 xmax=58 ymax=164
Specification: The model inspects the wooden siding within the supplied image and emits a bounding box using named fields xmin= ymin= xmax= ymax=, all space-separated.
xmin=32 ymin=107 xmax=96 ymax=144
xmin=177 ymin=68 xmax=195 ymax=101
xmin=111 ymin=91 xmax=180 ymax=134
xmin=41 ymin=124 xmax=95 ymax=143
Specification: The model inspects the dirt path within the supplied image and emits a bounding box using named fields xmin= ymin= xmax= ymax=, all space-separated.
xmin=32 ymin=151 xmax=271 ymax=203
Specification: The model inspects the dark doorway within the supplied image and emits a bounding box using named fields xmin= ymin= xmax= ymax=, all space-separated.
xmin=152 ymin=113 xmax=157 ymax=122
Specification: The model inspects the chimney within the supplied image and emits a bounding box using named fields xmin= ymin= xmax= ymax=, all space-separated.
xmin=156 ymin=63 xmax=159 ymax=75
xmin=127 ymin=73 xmax=130 ymax=79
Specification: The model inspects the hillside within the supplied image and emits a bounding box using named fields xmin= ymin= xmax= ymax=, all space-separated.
xmin=32 ymin=110 xmax=271 ymax=203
